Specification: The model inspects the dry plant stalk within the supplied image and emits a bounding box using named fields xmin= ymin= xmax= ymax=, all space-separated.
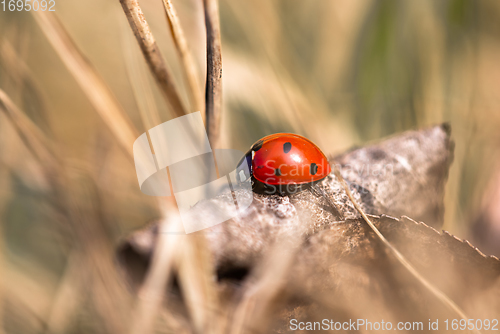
xmin=119 ymin=0 xmax=187 ymax=118
xmin=123 ymin=24 xmax=216 ymax=333
xmin=0 ymin=89 xmax=57 ymax=171
xmin=332 ymin=165 xmax=480 ymax=334
xmin=1 ymin=90 xmax=130 ymax=334
xmin=45 ymin=251 xmax=87 ymax=334
xmin=33 ymin=11 xmax=139 ymax=155
xmin=1 ymin=41 xmax=47 ymax=112
xmin=0 ymin=143 xmax=10 ymax=334
xmin=128 ymin=213 xmax=181 ymax=334
xmin=161 ymin=0 xmax=205 ymax=116
xmin=8 ymin=10 xmax=216 ymax=334
xmin=127 ymin=202 xmax=216 ymax=334
xmin=230 ymin=225 xmax=306 ymax=334
xmin=122 ymin=25 xmax=162 ymax=131
xmin=65 ymin=180 xmax=131 ymax=334
xmin=203 ymin=0 xmax=223 ymax=148
xmin=175 ymin=235 xmax=218 ymax=334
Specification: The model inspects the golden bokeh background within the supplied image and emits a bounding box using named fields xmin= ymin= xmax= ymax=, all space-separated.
xmin=1 ymin=0 xmax=500 ymax=332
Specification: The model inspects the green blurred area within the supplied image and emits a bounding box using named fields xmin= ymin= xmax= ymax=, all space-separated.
xmin=1 ymin=0 xmax=500 ymax=332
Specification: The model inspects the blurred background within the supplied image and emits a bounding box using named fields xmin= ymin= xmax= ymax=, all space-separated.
xmin=1 ymin=0 xmax=500 ymax=332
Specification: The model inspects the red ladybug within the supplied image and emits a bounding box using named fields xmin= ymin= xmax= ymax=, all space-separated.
xmin=237 ymin=133 xmax=331 ymax=194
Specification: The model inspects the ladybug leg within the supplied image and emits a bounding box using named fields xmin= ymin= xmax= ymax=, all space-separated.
xmin=310 ymin=184 xmax=345 ymax=220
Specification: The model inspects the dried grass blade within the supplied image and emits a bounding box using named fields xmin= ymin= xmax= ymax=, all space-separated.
xmin=128 ymin=211 xmax=182 ymax=334
xmin=122 ymin=23 xmax=162 ymax=130
xmin=2 ymin=66 xmax=132 ymax=334
xmin=122 ymin=29 xmax=189 ymax=331
xmin=119 ymin=0 xmax=187 ymax=118
xmin=0 ymin=41 xmax=51 ymax=133
xmin=46 ymin=251 xmax=86 ymax=334
xmin=33 ymin=11 xmax=139 ymax=157
xmin=0 ymin=163 xmax=10 ymax=334
xmin=230 ymin=222 xmax=306 ymax=334
xmin=332 ymin=164 xmax=481 ymax=334
xmin=176 ymin=234 xmax=218 ymax=334
xmin=0 ymin=89 xmax=58 ymax=171
xmin=161 ymin=0 xmax=204 ymax=116
xmin=203 ymin=0 xmax=222 ymax=148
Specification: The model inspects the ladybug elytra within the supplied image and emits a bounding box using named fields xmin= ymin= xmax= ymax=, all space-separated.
xmin=236 ymin=133 xmax=331 ymax=194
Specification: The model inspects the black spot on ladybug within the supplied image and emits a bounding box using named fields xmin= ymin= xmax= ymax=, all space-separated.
xmin=275 ymin=168 xmax=282 ymax=176
xmin=252 ymin=140 xmax=264 ymax=151
xmin=310 ymin=163 xmax=318 ymax=175
xmin=283 ymin=142 xmax=292 ymax=153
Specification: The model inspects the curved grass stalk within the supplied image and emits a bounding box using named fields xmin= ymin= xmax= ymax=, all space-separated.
xmin=161 ymin=0 xmax=204 ymax=117
xmin=332 ymin=164 xmax=481 ymax=334
xmin=118 ymin=0 xmax=188 ymax=118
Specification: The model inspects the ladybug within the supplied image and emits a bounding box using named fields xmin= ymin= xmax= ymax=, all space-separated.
xmin=236 ymin=133 xmax=332 ymax=195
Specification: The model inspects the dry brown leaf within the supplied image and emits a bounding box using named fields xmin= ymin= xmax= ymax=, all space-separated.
xmin=117 ymin=124 xmax=499 ymax=333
